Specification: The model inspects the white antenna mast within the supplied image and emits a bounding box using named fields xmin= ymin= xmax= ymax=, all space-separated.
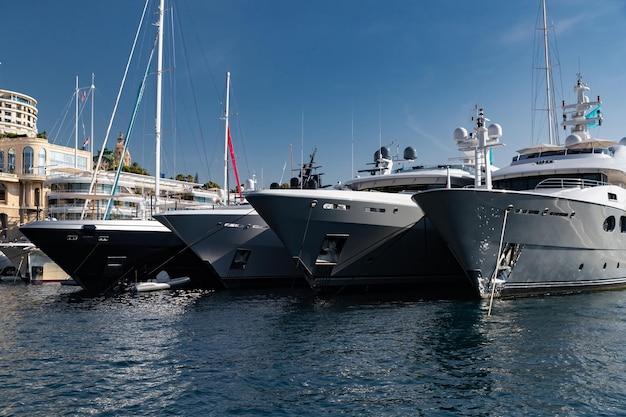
xmin=351 ymin=110 xmax=354 ymax=178
xmin=154 ymin=0 xmax=165 ymax=212
xmin=300 ymin=111 xmax=304 ymax=189
xmin=223 ymin=71 xmax=231 ymax=204
xmin=90 ymin=73 xmax=95 ymax=157
xmin=74 ymin=75 xmax=79 ymax=169
xmin=378 ymin=103 xmax=382 ymax=160
xmin=541 ymin=0 xmax=557 ymax=145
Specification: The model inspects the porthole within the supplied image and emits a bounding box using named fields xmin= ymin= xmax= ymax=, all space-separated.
xmin=618 ymin=263 xmax=620 ymax=269
xmin=603 ymin=263 xmax=607 ymax=269
xmin=603 ymin=216 xmax=616 ymax=232
xmin=578 ymin=263 xmax=584 ymax=270
xmin=621 ymin=216 xmax=626 ymax=233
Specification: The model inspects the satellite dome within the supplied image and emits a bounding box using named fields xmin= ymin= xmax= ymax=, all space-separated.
xmin=453 ymin=127 xmax=468 ymax=142
xmin=403 ymin=146 xmax=417 ymax=161
xmin=373 ymin=146 xmax=390 ymax=162
xmin=488 ymin=123 xmax=502 ymax=139
xmin=620 ymin=137 xmax=626 ymax=146
xmin=565 ymin=134 xmax=583 ymax=147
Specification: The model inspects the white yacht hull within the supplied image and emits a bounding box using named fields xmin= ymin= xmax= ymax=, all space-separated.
xmin=414 ymin=188 xmax=626 ymax=298
xmin=0 ymin=243 xmax=70 ymax=283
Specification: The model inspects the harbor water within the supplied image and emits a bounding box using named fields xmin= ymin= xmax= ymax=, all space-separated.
xmin=1 ymin=284 xmax=625 ymax=416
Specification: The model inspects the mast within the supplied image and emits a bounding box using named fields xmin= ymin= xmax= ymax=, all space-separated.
xmin=90 ymin=73 xmax=95 ymax=158
xmin=155 ymin=0 xmax=165 ymax=210
xmin=223 ymin=72 xmax=231 ymax=204
xmin=541 ymin=0 xmax=556 ymax=145
xmin=351 ymin=111 xmax=354 ymax=178
xmin=300 ymin=112 xmax=304 ymax=189
xmin=74 ymin=75 xmax=79 ymax=168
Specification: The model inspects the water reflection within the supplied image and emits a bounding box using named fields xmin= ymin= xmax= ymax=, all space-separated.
xmin=1 ymin=285 xmax=626 ymax=416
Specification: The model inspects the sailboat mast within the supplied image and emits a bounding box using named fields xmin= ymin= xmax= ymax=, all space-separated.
xmin=155 ymin=0 xmax=165 ymax=210
xmin=75 ymin=75 xmax=79 ymax=168
xmin=223 ymin=72 xmax=231 ymax=204
xmin=541 ymin=0 xmax=555 ymax=145
xmin=351 ymin=111 xmax=354 ymax=178
xmin=90 ymin=73 xmax=95 ymax=157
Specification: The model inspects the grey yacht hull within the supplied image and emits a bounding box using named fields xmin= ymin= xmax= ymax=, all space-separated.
xmin=414 ymin=188 xmax=626 ymax=298
xmin=154 ymin=208 xmax=305 ymax=289
xmin=247 ymin=190 xmax=468 ymax=293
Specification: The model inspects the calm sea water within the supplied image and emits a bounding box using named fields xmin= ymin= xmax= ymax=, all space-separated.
xmin=0 ymin=283 xmax=625 ymax=416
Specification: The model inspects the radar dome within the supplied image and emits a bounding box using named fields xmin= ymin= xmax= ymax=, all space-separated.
xmin=403 ymin=146 xmax=417 ymax=161
xmin=488 ymin=123 xmax=502 ymax=139
xmin=565 ymin=134 xmax=583 ymax=147
xmin=373 ymin=146 xmax=390 ymax=162
xmin=453 ymin=127 xmax=468 ymax=142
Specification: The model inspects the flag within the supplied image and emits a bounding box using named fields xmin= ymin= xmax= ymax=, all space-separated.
xmin=82 ymin=137 xmax=89 ymax=150
xmin=585 ymin=105 xmax=601 ymax=127
xmin=227 ymin=127 xmax=244 ymax=202
xmin=80 ymin=90 xmax=88 ymax=103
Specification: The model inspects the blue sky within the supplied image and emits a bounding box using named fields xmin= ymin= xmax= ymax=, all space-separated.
xmin=2 ymin=0 xmax=626 ymax=187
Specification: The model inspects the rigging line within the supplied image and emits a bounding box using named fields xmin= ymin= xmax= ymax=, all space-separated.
xmin=173 ymin=6 xmax=213 ymax=180
xmin=62 ymin=92 xmax=93 ymax=148
xmin=176 ymin=0 xmax=221 ymax=101
xmin=550 ymin=21 xmax=565 ymax=113
xmin=81 ymin=0 xmax=151 ymax=220
xmin=104 ymin=41 xmax=156 ymax=220
xmin=125 ymin=208 xmax=258 ymax=281
xmin=50 ymin=92 xmax=75 ymax=144
xmin=326 ymin=217 xmax=418 ymax=272
xmin=168 ymin=2 xmax=178 ymax=176
xmin=230 ymin=87 xmax=252 ymax=177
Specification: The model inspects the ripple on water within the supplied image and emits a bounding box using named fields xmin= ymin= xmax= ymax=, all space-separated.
xmin=0 ymin=285 xmax=626 ymax=416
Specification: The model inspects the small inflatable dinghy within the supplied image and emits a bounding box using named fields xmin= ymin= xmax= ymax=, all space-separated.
xmin=131 ymin=271 xmax=191 ymax=293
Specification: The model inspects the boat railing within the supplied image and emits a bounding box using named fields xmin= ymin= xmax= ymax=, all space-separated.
xmin=535 ymin=178 xmax=609 ymax=190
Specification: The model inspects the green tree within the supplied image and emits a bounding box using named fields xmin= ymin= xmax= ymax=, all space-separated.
xmin=203 ymin=181 xmax=221 ymax=190
xmin=175 ymin=173 xmax=196 ymax=183
xmin=122 ymin=162 xmax=149 ymax=175
xmin=94 ymin=148 xmax=115 ymax=170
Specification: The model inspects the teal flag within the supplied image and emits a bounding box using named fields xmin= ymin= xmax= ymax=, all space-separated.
xmin=585 ymin=105 xmax=601 ymax=127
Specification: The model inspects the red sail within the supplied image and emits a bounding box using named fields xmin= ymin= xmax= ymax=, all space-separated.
xmin=227 ymin=127 xmax=243 ymax=202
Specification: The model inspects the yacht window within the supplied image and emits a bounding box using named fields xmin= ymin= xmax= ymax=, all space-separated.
xmin=230 ymin=249 xmax=252 ymax=270
xmin=621 ymin=216 xmax=626 ymax=233
xmin=603 ymin=216 xmax=616 ymax=232
xmin=322 ymin=203 xmax=349 ymax=211
xmin=315 ymin=235 xmax=348 ymax=266
xmin=365 ymin=207 xmax=386 ymax=213
xmin=608 ymin=193 xmax=617 ymax=201
xmin=494 ymin=173 xmax=605 ymax=191
xmin=540 ymin=150 xmax=566 ymax=157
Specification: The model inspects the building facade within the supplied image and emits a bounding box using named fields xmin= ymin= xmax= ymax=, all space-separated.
xmin=0 ymin=88 xmax=91 ymax=239
xmin=0 ymin=89 xmax=38 ymax=137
